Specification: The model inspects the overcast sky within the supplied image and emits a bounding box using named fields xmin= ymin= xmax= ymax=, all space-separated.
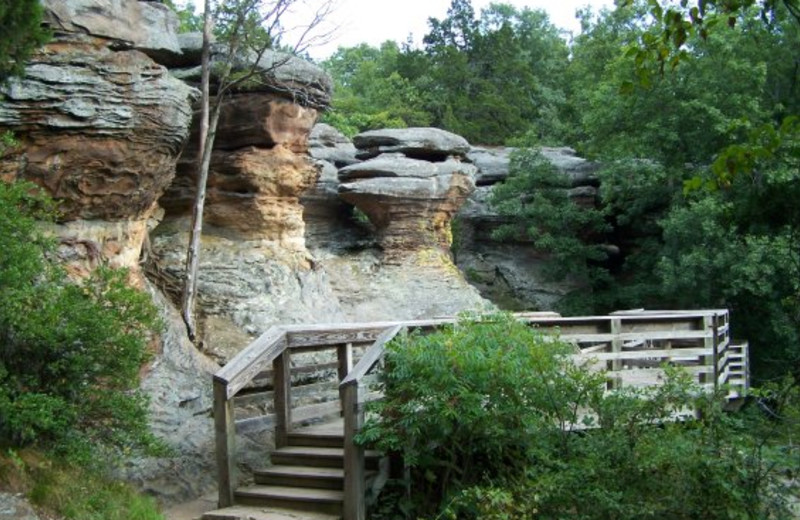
xmin=187 ymin=0 xmax=616 ymax=60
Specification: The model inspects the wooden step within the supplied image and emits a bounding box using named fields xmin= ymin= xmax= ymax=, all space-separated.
xmin=270 ymin=446 xmax=381 ymax=470
xmin=202 ymin=505 xmax=339 ymax=520
xmin=254 ymin=465 xmax=344 ymax=490
xmin=287 ymin=431 xmax=344 ymax=448
xmin=234 ymin=485 xmax=344 ymax=515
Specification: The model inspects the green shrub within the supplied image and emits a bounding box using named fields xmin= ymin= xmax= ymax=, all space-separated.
xmin=362 ymin=315 xmax=797 ymax=520
xmin=358 ymin=314 xmax=606 ymax=518
xmin=0 ymin=181 xmax=163 ymax=461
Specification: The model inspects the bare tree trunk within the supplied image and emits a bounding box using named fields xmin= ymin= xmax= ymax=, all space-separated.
xmin=181 ymin=0 xmax=214 ymax=342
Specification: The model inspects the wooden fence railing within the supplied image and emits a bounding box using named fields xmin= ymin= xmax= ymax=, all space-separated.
xmin=212 ymin=309 xmax=748 ymax=518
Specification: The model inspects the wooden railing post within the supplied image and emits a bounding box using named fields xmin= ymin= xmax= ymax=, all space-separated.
xmin=213 ymin=378 xmax=236 ymax=508
xmin=273 ymin=350 xmax=292 ymax=448
xmin=341 ymin=381 xmax=365 ymax=520
xmin=609 ymin=318 xmax=622 ymax=389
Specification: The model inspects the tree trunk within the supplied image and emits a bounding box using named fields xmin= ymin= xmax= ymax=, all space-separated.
xmin=181 ymin=0 xmax=213 ymax=342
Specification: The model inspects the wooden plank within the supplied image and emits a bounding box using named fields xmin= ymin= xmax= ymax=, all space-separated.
xmin=273 ymin=351 xmax=292 ymax=448
xmin=213 ymin=379 xmax=236 ymax=508
xmin=249 ymin=361 xmax=340 ymax=389
xmin=611 ymin=366 xmax=712 ymax=387
xmin=341 ymin=383 xmax=365 ymax=520
xmin=573 ymin=347 xmax=712 ymax=361
xmin=341 ymin=325 xmax=405 ymax=387
xmin=563 ymin=330 xmax=713 ymax=343
xmin=284 ymin=312 xmax=720 ymax=348
xmin=215 ymin=327 xmax=288 ymax=399
xmin=337 ymin=343 xmax=353 ymax=382
xmin=610 ymin=318 xmax=622 ymax=375
xmin=292 ymin=400 xmax=342 ymax=425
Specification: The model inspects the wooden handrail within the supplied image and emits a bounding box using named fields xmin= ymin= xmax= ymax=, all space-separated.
xmin=340 ymin=325 xmax=405 ymax=520
xmin=341 ymin=325 xmax=405 ymax=387
xmin=214 ymin=326 xmax=288 ymax=399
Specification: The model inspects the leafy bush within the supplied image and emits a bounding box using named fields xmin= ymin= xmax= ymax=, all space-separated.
xmin=0 ymin=181 xmax=163 ymax=461
xmin=358 ymin=314 xmax=606 ymax=518
xmin=361 ymin=315 xmax=797 ymax=520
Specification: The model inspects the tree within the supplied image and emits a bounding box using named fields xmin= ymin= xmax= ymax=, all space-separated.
xmin=421 ymin=1 xmax=570 ymax=144
xmin=0 ymin=0 xmax=50 ymax=83
xmin=164 ymin=0 xmax=205 ymax=33
xmin=0 ymin=182 xmax=162 ymax=460
xmin=489 ymin=148 xmax=611 ymax=314
xmin=556 ymin=1 xmax=800 ymax=377
xmin=181 ymin=0 xmax=333 ymax=340
xmin=360 ymin=315 xmax=797 ymax=519
xmin=322 ymin=41 xmax=431 ymax=136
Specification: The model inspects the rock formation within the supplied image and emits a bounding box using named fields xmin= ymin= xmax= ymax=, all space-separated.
xmin=339 ymin=128 xmax=477 ymax=261
xmin=0 ymin=0 xmax=195 ymax=273
xmin=1 ymin=1 xmax=604 ymax=506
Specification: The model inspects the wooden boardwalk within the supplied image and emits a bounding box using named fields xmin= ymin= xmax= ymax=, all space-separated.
xmin=207 ymin=310 xmax=749 ymax=520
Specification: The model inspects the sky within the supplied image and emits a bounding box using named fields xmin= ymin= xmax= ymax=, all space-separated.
xmin=187 ymin=0 xmax=616 ymax=60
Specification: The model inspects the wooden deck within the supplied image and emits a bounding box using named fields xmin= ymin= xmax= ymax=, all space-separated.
xmin=210 ymin=310 xmax=749 ymax=520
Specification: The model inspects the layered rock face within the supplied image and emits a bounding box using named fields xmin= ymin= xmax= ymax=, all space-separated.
xmin=339 ymin=128 xmax=477 ymax=260
xmin=455 ymin=146 xmax=601 ymax=310
xmin=0 ymin=0 xmax=195 ymax=272
xmin=157 ymin=36 xmax=328 ymax=251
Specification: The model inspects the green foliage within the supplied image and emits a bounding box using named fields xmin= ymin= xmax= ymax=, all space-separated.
xmin=618 ymin=0 xmax=800 ymax=85
xmin=1 ymin=450 xmax=165 ymax=520
xmin=0 ymin=182 xmax=163 ymax=461
xmin=489 ymin=148 xmax=610 ymax=313
xmin=321 ymin=42 xmax=431 ymax=136
xmin=364 ymin=317 xmax=798 ymax=520
xmin=163 ymin=0 xmax=204 ymax=33
xmin=322 ymin=1 xmax=570 ymax=144
xmin=0 ymin=0 xmax=50 ymax=83
xmin=359 ymin=314 xmax=606 ymax=518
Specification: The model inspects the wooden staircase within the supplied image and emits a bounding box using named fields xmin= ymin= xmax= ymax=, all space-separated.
xmin=208 ymin=311 xmax=749 ymax=520
xmin=203 ymin=420 xmax=380 ymax=520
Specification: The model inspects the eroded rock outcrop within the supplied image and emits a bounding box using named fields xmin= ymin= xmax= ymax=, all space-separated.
xmin=340 ymin=155 xmax=477 ymax=256
xmin=339 ymin=129 xmax=477 ymax=261
xmin=354 ymin=127 xmax=471 ymax=160
xmin=0 ymin=1 xmax=195 ymax=273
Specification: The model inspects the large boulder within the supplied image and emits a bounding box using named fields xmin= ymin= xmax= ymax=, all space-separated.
xmin=42 ymin=0 xmax=182 ymax=66
xmin=185 ymin=93 xmax=318 ymax=154
xmin=354 ymin=127 xmax=471 ymax=160
xmin=0 ymin=494 xmax=40 ymax=520
xmin=467 ymin=146 xmax=600 ymax=186
xmin=339 ymin=154 xmax=477 ymax=257
xmin=467 ymin=146 xmax=513 ymax=185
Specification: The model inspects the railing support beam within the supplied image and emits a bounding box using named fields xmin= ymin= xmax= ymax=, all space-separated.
xmin=213 ymin=378 xmax=236 ymax=508
xmin=342 ymin=382 xmax=365 ymax=520
xmin=273 ymin=351 xmax=292 ymax=448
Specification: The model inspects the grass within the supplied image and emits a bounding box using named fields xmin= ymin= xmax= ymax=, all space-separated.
xmin=0 ymin=449 xmax=164 ymax=520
